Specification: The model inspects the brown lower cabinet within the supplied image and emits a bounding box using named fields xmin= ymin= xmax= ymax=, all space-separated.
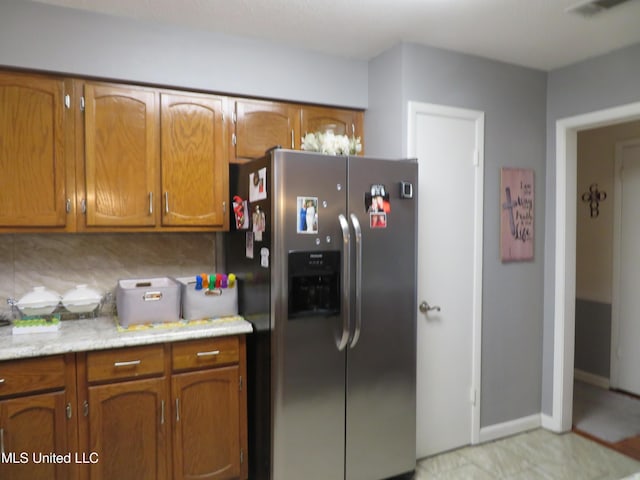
xmin=0 ymin=335 xmax=247 ymax=480
xmin=0 ymin=355 xmax=78 ymax=480
xmin=86 ymin=377 xmax=169 ymax=480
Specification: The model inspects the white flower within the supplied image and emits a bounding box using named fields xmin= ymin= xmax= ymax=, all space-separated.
xmin=301 ymin=132 xmax=321 ymax=152
xmin=301 ymin=131 xmax=362 ymax=155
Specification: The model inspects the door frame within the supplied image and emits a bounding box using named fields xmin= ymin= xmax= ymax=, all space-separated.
xmin=407 ymin=100 xmax=484 ymax=445
xmin=610 ymin=138 xmax=640 ymax=390
xmin=551 ymin=101 xmax=640 ymax=432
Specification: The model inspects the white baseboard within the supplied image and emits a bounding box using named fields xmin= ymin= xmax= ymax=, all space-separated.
xmin=478 ymin=414 xmax=541 ymax=443
xmin=540 ymin=413 xmax=562 ymax=432
xmin=574 ymin=369 xmax=610 ymax=389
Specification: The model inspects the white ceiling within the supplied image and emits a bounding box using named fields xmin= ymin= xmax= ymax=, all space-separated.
xmin=28 ymin=0 xmax=640 ymax=70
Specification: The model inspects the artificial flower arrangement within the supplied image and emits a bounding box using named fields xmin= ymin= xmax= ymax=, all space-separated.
xmin=301 ymin=131 xmax=362 ymax=155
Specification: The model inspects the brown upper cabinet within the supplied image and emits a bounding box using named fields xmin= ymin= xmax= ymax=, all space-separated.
xmin=81 ymin=82 xmax=159 ymax=228
xmin=232 ymin=99 xmax=300 ymax=163
xmin=231 ymin=99 xmax=364 ymax=163
xmin=160 ymin=93 xmax=227 ymax=228
xmin=76 ymin=81 xmax=229 ymax=231
xmin=300 ymin=105 xmax=363 ymax=141
xmin=0 ymin=71 xmax=74 ymax=231
xmin=0 ymin=69 xmax=364 ymax=231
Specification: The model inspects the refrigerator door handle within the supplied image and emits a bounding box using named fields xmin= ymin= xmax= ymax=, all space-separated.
xmin=337 ymin=214 xmax=351 ymax=351
xmin=349 ymin=213 xmax=363 ymax=349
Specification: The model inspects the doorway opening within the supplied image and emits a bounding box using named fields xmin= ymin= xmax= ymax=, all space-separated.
xmin=551 ymin=101 xmax=640 ymax=440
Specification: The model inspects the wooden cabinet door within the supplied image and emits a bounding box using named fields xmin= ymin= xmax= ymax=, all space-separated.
xmin=83 ymin=83 xmax=158 ymax=227
xmin=0 ymin=391 xmax=71 ymax=480
xmin=299 ymin=106 xmax=364 ymax=149
xmin=160 ymin=93 xmax=227 ymax=228
xmin=87 ymin=378 xmax=168 ymax=480
xmin=172 ymin=367 xmax=241 ymax=480
xmin=0 ymin=72 xmax=70 ymax=227
xmin=233 ymin=100 xmax=299 ymax=163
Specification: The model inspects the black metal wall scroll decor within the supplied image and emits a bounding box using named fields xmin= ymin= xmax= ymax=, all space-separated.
xmin=581 ymin=183 xmax=607 ymax=218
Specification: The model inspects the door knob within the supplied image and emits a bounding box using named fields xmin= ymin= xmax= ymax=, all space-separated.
xmin=419 ymin=301 xmax=441 ymax=313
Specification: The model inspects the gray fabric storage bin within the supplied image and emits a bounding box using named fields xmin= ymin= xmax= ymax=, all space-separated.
xmin=176 ymin=276 xmax=238 ymax=321
xmin=116 ymin=277 xmax=180 ymax=327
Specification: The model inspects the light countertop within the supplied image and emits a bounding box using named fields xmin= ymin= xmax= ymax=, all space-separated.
xmin=0 ymin=316 xmax=253 ymax=362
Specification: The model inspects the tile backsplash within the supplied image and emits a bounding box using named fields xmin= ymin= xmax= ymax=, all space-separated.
xmin=0 ymin=233 xmax=217 ymax=317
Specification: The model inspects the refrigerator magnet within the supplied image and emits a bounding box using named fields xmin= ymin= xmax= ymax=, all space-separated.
xmin=260 ymin=248 xmax=269 ymax=268
xmin=297 ymin=196 xmax=318 ymax=234
xmin=246 ymin=231 xmax=254 ymax=259
xmin=365 ymin=184 xmax=390 ymax=229
xmin=370 ymin=212 xmax=387 ymax=229
xmin=232 ymin=195 xmax=249 ymax=230
xmin=249 ymin=167 xmax=267 ymax=202
xmin=253 ymin=205 xmax=266 ymax=242
xmin=365 ymin=184 xmax=391 ymax=214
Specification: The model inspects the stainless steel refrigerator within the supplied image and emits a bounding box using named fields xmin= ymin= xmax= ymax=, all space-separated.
xmin=226 ymin=149 xmax=417 ymax=480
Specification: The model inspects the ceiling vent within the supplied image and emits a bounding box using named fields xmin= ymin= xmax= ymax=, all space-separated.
xmin=566 ymin=0 xmax=634 ymax=16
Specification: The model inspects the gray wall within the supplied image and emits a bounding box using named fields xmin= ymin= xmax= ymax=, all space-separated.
xmin=0 ymin=0 xmax=367 ymax=108
xmin=542 ymin=42 xmax=640 ymax=415
xmin=367 ymin=43 xmax=547 ymax=428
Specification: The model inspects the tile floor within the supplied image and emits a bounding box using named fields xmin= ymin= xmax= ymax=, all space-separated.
xmin=414 ymin=429 xmax=640 ymax=480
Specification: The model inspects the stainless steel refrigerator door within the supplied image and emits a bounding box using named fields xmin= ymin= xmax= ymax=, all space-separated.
xmin=345 ymin=157 xmax=418 ymax=480
xmin=271 ymin=150 xmax=349 ymax=480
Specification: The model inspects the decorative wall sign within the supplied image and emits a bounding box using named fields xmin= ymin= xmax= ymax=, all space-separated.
xmin=500 ymin=168 xmax=534 ymax=262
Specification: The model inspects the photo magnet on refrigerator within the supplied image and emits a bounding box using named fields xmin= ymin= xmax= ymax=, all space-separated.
xmin=246 ymin=231 xmax=254 ymax=259
xmin=365 ymin=184 xmax=390 ymax=229
xmin=253 ymin=205 xmax=266 ymax=242
xmin=297 ymin=196 xmax=318 ymax=234
xmin=232 ymin=195 xmax=249 ymax=230
xmin=249 ymin=167 xmax=267 ymax=202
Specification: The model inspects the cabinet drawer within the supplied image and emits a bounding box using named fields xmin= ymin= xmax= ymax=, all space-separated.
xmin=0 ymin=355 xmax=66 ymax=398
xmin=172 ymin=336 xmax=239 ymax=372
xmin=86 ymin=345 xmax=165 ymax=383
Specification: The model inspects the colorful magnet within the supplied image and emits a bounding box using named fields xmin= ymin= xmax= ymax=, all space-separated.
xmin=365 ymin=184 xmax=390 ymax=229
xmin=233 ymin=195 xmax=249 ymax=230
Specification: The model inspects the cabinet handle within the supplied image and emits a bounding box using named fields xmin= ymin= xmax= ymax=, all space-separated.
xmin=113 ymin=360 xmax=141 ymax=367
xmin=0 ymin=378 xmax=5 ymax=384
xmin=352 ymin=123 xmax=355 ymax=136
xmin=66 ymin=198 xmax=72 ymax=213
xmin=175 ymin=398 xmax=180 ymax=422
xmin=291 ymin=129 xmax=294 ymax=149
xmin=81 ymin=198 xmax=87 ymax=214
xmin=83 ymin=400 xmax=89 ymax=417
xmin=66 ymin=403 xmax=72 ymax=419
xmin=0 ymin=428 xmax=4 ymax=455
xmin=148 ymin=192 xmax=153 ymax=215
xmin=161 ymin=400 xmax=165 ymax=425
xmin=196 ymin=350 xmax=220 ymax=358
xmin=222 ymin=201 xmax=226 ymax=214
xmin=164 ymin=192 xmax=169 ymax=214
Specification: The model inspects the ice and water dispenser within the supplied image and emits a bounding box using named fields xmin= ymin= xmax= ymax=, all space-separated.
xmin=288 ymin=251 xmax=340 ymax=319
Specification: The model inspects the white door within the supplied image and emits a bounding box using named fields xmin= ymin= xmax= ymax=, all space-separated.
xmin=408 ymin=102 xmax=484 ymax=458
xmin=612 ymin=139 xmax=640 ymax=396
